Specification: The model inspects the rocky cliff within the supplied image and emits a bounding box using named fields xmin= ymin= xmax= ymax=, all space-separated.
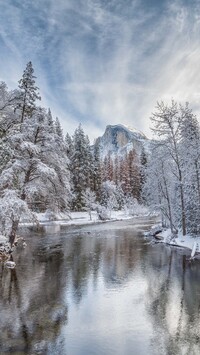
xmin=95 ymin=124 xmax=148 ymax=159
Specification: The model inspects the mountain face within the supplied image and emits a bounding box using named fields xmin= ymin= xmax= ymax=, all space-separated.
xmin=95 ymin=124 xmax=148 ymax=159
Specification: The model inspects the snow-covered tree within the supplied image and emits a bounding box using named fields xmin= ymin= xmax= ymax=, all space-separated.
xmin=100 ymin=181 xmax=119 ymax=213
xmin=150 ymin=100 xmax=186 ymax=235
xmin=113 ymin=156 xmax=120 ymax=185
xmin=65 ymin=133 xmax=73 ymax=159
xmin=124 ymin=195 xmax=148 ymax=216
xmin=82 ymin=188 xmax=96 ymax=220
xmin=0 ymin=82 xmax=21 ymax=173
xmin=92 ymin=141 xmax=102 ymax=200
xmin=0 ymin=106 xmax=71 ymax=244
xmin=47 ymin=108 xmax=55 ymax=134
xmin=71 ymin=124 xmax=93 ymax=210
xmin=0 ymin=64 xmax=71 ymax=245
xmin=65 ymin=132 xmax=74 ymax=204
xmin=115 ymin=184 xmax=126 ymax=209
xmin=144 ymin=141 xmax=175 ymax=231
xmin=144 ymin=100 xmax=200 ymax=236
xmin=55 ymin=117 xmax=63 ymax=140
xmin=139 ymin=147 xmax=148 ymax=202
xmin=179 ymin=104 xmax=200 ymax=234
xmin=17 ymin=61 xmax=41 ymax=124
xmin=102 ymin=156 xmax=108 ymax=182
xmin=127 ymin=149 xmax=140 ymax=200
xmin=120 ymin=153 xmax=130 ymax=195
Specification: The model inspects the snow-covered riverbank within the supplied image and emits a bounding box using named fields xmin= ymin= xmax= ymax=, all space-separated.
xmin=33 ymin=211 xmax=200 ymax=259
xmin=20 ymin=210 xmax=151 ymax=228
xmin=148 ymin=226 xmax=200 ymax=258
xmin=0 ymin=211 xmax=154 ymax=266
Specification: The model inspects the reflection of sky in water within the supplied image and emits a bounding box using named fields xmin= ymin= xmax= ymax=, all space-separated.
xmin=65 ymin=267 xmax=152 ymax=355
xmin=0 ymin=220 xmax=200 ymax=354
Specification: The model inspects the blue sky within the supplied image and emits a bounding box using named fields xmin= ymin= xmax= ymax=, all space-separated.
xmin=0 ymin=0 xmax=200 ymax=141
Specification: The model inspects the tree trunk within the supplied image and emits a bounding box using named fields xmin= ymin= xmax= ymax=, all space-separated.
xmin=9 ymin=219 xmax=19 ymax=246
xmin=21 ymin=167 xmax=32 ymax=200
xmin=180 ymin=184 xmax=186 ymax=236
xmin=21 ymin=91 xmax=27 ymax=124
xmin=162 ymin=164 xmax=174 ymax=233
xmin=178 ymin=167 xmax=186 ymax=236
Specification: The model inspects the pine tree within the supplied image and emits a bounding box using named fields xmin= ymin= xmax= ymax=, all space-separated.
xmin=139 ymin=147 xmax=148 ymax=202
xmin=120 ymin=154 xmax=130 ymax=195
xmin=113 ymin=156 xmax=120 ymax=186
xmin=92 ymin=142 xmax=102 ymax=200
xmin=128 ymin=149 xmax=140 ymax=200
xmin=71 ymin=124 xmax=92 ymax=210
xmin=65 ymin=133 xmax=73 ymax=159
xmin=0 ymin=107 xmax=71 ymax=244
xmin=47 ymin=108 xmax=55 ymax=133
xmin=55 ymin=117 xmax=63 ymax=139
xmin=18 ymin=61 xmax=41 ymax=124
xmin=0 ymin=82 xmax=19 ymax=173
xmin=102 ymin=156 xmax=108 ymax=182
xmin=85 ymin=134 xmax=94 ymax=188
xmin=107 ymin=153 xmax=114 ymax=181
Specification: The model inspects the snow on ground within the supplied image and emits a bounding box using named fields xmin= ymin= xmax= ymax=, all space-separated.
xmin=150 ymin=226 xmax=200 ymax=257
xmin=20 ymin=209 xmax=200 ymax=258
xmin=9 ymin=209 xmax=200 ymax=258
xmin=37 ymin=210 xmax=136 ymax=226
xmin=19 ymin=209 xmax=149 ymax=228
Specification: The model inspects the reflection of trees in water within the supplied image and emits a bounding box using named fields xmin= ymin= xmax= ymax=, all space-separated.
xmin=30 ymin=229 xmax=146 ymax=310
xmin=65 ymin=229 xmax=146 ymax=298
xmin=4 ymin=227 xmax=200 ymax=354
xmin=0 ymin=245 xmax=68 ymax=354
xmin=144 ymin=245 xmax=200 ymax=355
xmin=69 ymin=237 xmax=91 ymax=304
xmin=102 ymin=231 xmax=148 ymax=286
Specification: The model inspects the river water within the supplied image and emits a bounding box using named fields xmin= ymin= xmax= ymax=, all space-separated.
xmin=0 ymin=218 xmax=200 ymax=355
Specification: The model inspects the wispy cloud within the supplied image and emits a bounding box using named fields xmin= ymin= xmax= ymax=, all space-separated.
xmin=0 ymin=0 xmax=200 ymax=140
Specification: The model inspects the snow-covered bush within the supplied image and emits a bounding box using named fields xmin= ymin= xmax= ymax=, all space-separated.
xmin=100 ymin=181 xmax=119 ymax=211
xmin=82 ymin=188 xmax=96 ymax=220
xmin=96 ymin=205 xmax=110 ymax=220
xmin=44 ymin=209 xmax=57 ymax=221
xmin=0 ymin=190 xmax=36 ymax=236
xmin=124 ymin=196 xmax=149 ymax=216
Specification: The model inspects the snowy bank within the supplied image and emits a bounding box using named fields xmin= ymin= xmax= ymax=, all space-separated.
xmin=19 ymin=209 xmax=152 ymax=229
xmin=147 ymin=226 xmax=200 ymax=258
xmin=20 ymin=210 xmax=144 ymax=228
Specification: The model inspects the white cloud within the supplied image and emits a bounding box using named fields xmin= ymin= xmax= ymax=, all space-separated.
xmin=1 ymin=0 xmax=200 ymax=141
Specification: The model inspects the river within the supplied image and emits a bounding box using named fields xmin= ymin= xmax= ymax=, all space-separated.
xmin=0 ymin=218 xmax=200 ymax=355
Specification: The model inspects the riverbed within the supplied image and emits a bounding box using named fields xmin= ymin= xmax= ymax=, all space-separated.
xmin=0 ymin=218 xmax=200 ymax=354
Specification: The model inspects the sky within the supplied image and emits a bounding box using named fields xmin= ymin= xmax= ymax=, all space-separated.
xmin=0 ymin=0 xmax=200 ymax=142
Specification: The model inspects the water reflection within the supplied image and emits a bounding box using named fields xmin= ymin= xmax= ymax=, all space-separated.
xmin=145 ymin=246 xmax=200 ymax=355
xmin=0 ymin=242 xmax=67 ymax=354
xmin=0 ymin=220 xmax=200 ymax=354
